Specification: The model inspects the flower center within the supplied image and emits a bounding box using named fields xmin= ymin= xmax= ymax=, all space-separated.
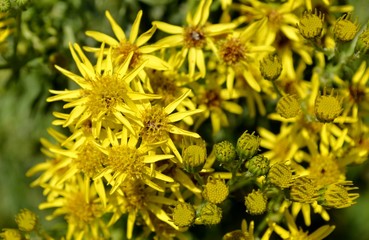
xmin=85 ymin=74 xmax=128 ymax=117
xmin=75 ymin=142 xmax=105 ymax=177
xmin=219 ymin=37 xmax=246 ymax=65
xmin=147 ymin=70 xmax=179 ymax=106
xmin=107 ymin=145 xmax=145 ymax=180
xmin=183 ymin=26 xmax=206 ymax=48
xmin=113 ymin=41 xmax=141 ymax=67
xmin=66 ymin=193 xmax=100 ymax=225
xmin=140 ymin=106 xmax=169 ymax=144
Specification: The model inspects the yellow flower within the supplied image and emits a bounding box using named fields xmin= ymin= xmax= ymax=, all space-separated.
xmin=94 ymin=127 xmax=175 ymax=194
xmin=85 ymin=10 xmax=169 ymax=71
xmin=49 ymin=43 xmax=159 ymax=138
xmin=106 ymin=179 xmax=179 ymax=239
xmin=153 ymin=0 xmax=236 ymax=78
xmin=223 ymin=219 xmax=255 ymax=240
xmin=192 ymin=74 xmax=243 ymax=135
xmin=270 ymin=210 xmax=335 ymax=240
xmin=127 ymin=89 xmax=203 ymax=162
xmin=217 ymin=27 xmax=274 ymax=91
xmin=39 ymin=174 xmax=110 ymax=240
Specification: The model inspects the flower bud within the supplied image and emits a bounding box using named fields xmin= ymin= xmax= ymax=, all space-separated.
xmin=0 ymin=0 xmax=10 ymax=12
xmin=297 ymin=9 xmax=325 ymax=39
xmin=290 ymin=177 xmax=318 ymax=204
xmin=245 ymin=154 xmax=270 ymax=177
xmin=182 ymin=139 xmax=207 ymax=173
xmin=236 ymin=131 xmax=260 ymax=160
xmin=314 ymin=88 xmax=343 ymax=122
xmin=244 ymin=189 xmax=267 ymax=215
xmin=318 ymin=181 xmax=359 ymax=209
xmin=276 ymin=94 xmax=301 ymax=119
xmin=260 ymin=53 xmax=283 ymax=81
xmin=15 ymin=209 xmax=38 ymax=232
xmin=0 ymin=229 xmax=22 ymax=240
xmin=268 ymin=162 xmax=294 ymax=188
xmin=333 ymin=13 xmax=359 ymax=42
xmin=195 ymin=202 xmax=222 ymax=225
xmin=172 ymin=202 xmax=196 ymax=228
xmin=202 ymin=177 xmax=229 ymax=204
xmin=214 ymin=140 xmax=237 ymax=163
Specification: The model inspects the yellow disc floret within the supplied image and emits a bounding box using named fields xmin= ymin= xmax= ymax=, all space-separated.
xmin=182 ymin=139 xmax=207 ymax=173
xmin=259 ymin=53 xmax=283 ymax=81
xmin=219 ymin=37 xmax=246 ymax=66
xmin=140 ymin=106 xmax=169 ymax=144
xmin=172 ymin=202 xmax=196 ymax=228
xmin=297 ymin=9 xmax=325 ymax=39
xmin=276 ymin=94 xmax=301 ymax=119
xmin=244 ymin=189 xmax=267 ymax=215
xmin=15 ymin=209 xmax=38 ymax=232
xmin=333 ymin=13 xmax=359 ymax=42
xmin=314 ymin=88 xmax=343 ymax=122
xmin=202 ymin=177 xmax=229 ymax=204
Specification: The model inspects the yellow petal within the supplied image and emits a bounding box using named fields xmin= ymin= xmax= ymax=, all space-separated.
xmin=136 ymin=24 xmax=157 ymax=47
xmin=105 ymin=10 xmax=126 ymax=42
xmin=164 ymin=89 xmax=191 ymax=114
xmin=130 ymin=10 xmax=143 ymax=43
xmin=167 ymin=109 xmax=203 ymax=123
xmin=85 ymin=31 xmax=119 ymax=46
xmin=153 ymin=21 xmax=183 ymax=34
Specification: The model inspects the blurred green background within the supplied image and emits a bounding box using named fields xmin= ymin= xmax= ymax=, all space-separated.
xmin=1 ymin=0 xmax=369 ymax=239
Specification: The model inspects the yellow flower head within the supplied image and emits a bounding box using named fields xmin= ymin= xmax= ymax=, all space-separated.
xmin=0 ymin=229 xmax=22 ymax=240
xmin=314 ymin=88 xmax=343 ymax=122
xmin=333 ymin=13 xmax=359 ymax=42
xmin=219 ymin=37 xmax=247 ymax=66
xmin=172 ymin=202 xmax=196 ymax=228
xmin=276 ymin=94 xmax=301 ymax=119
xmin=297 ymin=9 xmax=325 ymax=39
xmin=318 ymin=181 xmax=359 ymax=209
xmin=86 ymin=10 xmax=169 ymax=70
xmin=15 ymin=209 xmax=38 ymax=232
xmin=244 ymin=189 xmax=267 ymax=215
xmin=259 ymin=53 xmax=283 ymax=81
xmin=202 ymin=176 xmax=229 ymax=204
xmin=223 ymin=219 xmax=255 ymax=240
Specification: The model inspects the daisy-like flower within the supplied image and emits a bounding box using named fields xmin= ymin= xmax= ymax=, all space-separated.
xmin=39 ymin=174 xmax=110 ymax=240
xmin=153 ymin=0 xmax=237 ymax=78
xmin=94 ymin=127 xmax=175 ymax=194
xmin=335 ymin=61 xmax=369 ymax=119
xmin=85 ymin=10 xmax=169 ymax=72
xmin=191 ymin=73 xmax=243 ymax=135
xmin=216 ymin=24 xmax=274 ymax=91
xmin=125 ymin=89 xmax=203 ymax=162
xmin=106 ymin=179 xmax=179 ymax=239
xmin=49 ymin=43 xmax=159 ymax=138
xmin=268 ymin=210 xmax=335 ymax=240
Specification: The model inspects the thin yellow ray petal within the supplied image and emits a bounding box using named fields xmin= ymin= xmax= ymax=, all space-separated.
xmin=152 ymin=21 xmax=183 ymax=34
xmin=136 ymin=25 xmax=157 ymax=47
xmin=127 ymin=210 xmax=137 ymax=240
xmin=167 ymin=109 xmax=203 ymax=123
xmin=130 ymin=10 xmax=143 ymax=43
xmin=143 ymin=154 xmax=174 ymax=163
xmin=152 ymin=35 xmax=183 ymax=48
xmin=168 ymin=124 xmax=200 ymax=138
xmin=141 ymin=55 xmax=170 ymax=70
xmin=105 ymin=10 xmax=126 ymax=42
xmin=221 ymin=101 xmax=243 ymax=114
xmin=85 ymin=31 xmax=119 ymax=46
xmin=243 ymin=70 xmax=261 ymax=92
xmin=164 ymin=89 xmax=191 ymax=114
xmin=196 ymin=48 xmax=206 ymax=77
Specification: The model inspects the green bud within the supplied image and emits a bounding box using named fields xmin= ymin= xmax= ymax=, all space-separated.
xmin=0 ymin=0 xmax=11 ymax=12
xmin=182 ymin=139 xmax=207 ymax=173
xmin=236 ymin=131 xmax=260 ymax=160
xmin=245 ymin=154 xmax=270 ymax=177
xmin=214 ymin=140 xmax=237 ymax=163
xmin=195 ymin=202 xmax=222 ymax=225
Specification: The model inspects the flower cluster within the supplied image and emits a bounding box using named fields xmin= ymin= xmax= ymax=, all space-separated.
xmin=1 ymin=0 xmax=369 ymax=239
